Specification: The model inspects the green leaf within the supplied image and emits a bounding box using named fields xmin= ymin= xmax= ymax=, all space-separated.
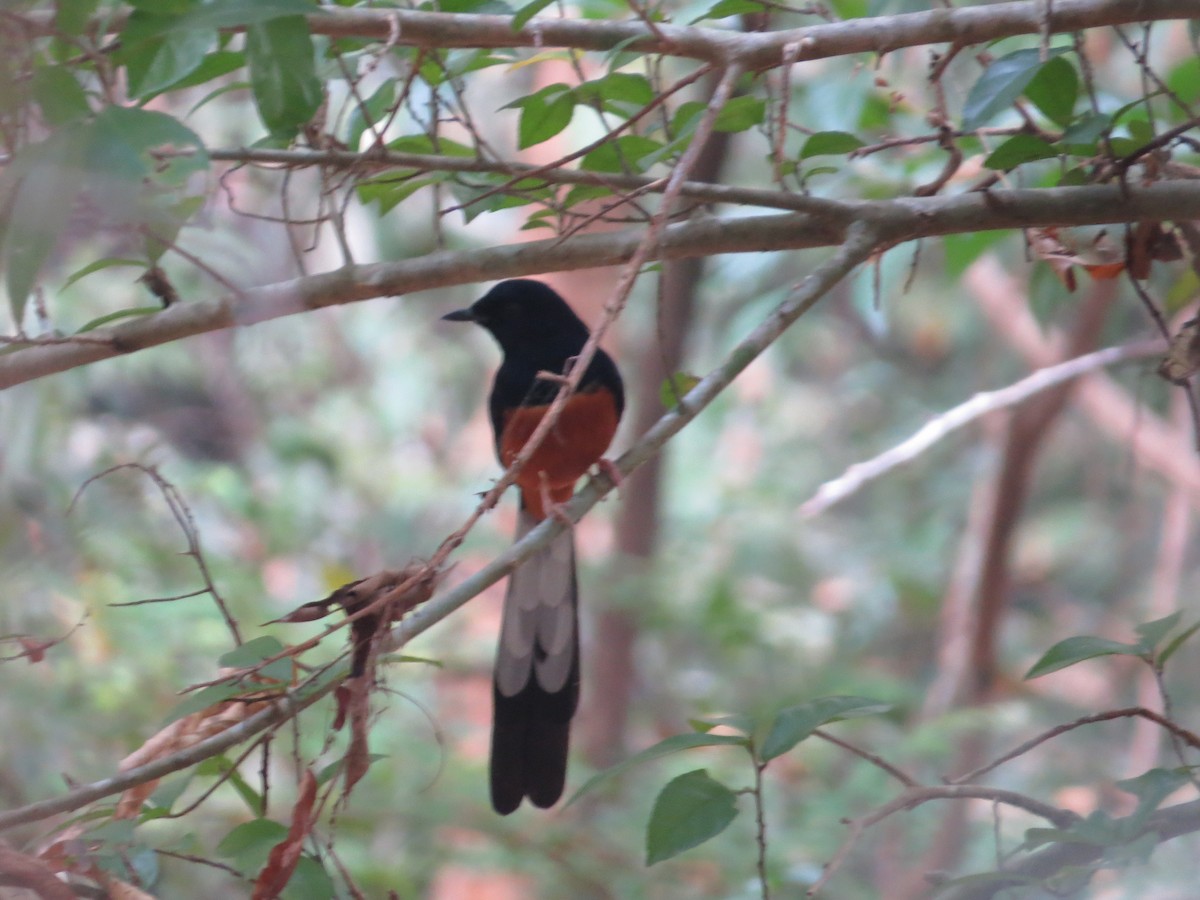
xmin=660 ymin=372 xmax=701 ymax=408
xmin=283 ymin=856 xmax=336 ymax=900
xmin=145 ymin=774 xmax=194 ymax=816
xmin=1024 ymin=56 xmax=1078 ymax=126
xmin=1061 ymin=111 xmax=1111 ymax=149
xmin=1167 ymin=56 xmax=1200 ymax=107
xmin=505 ymin=83 xmax=576 ymax=149
xmin=219 ymin=635 xmax=292 ymax=682
xmin=943 ymin=230 xmax=1008 ymax=278
xmin=575 ymin=71 xmax=654 ymax=108
xmin=1025 ymin=636 xmax=1141 ymax=679
xmin=204 ymin=755 xmax=266 ymax=816
xmin=31 ymin=67 xmax=91 ymax=125
xmin=357 ymin=175 xmax=439 ymax=214
xmin=760 ymin=696 xmax=892 ymax=761
xmin=1135 ymin=611 xmax=1182 ymax=654
xmin=1115 ymin=768 xmax=1190 ymax=828
xmin=673 ymin=96 xmax=768 ymax=137
xmin=511 ymin=0 xmax=554 ymax=30
xmin=121 ymin=11 xmax=216 ymax=98
xmin=2 ymin=132 xmax=87 ymax=323
xmin=216 ymin=819 xmax=289 ymax=870
xmin=962 ymin=46 xmax=1069 ymax=130
xmin=88 ymin=105 xmax=209 ymax=181
xmin=386 ymin=134 xmax=475 ymax=157
xmin=220 ymin=636 xmax=287 ymax=668
xmin=713 ymin=95 xmax=765 ymax=133
xmin=161 ymin=681 xmax=246 ymax=724
xmin=1159 ymin=620 xmax=1200 ymax=666
xmin=800 ymin=130 xmax=865 ymax=159
xmin=568 ymin=732 xmax=748 ymax=804
xmin=580 ymin=134 xmax=662 ymax=174
xmin=347 ymin=79 xmax=396 ymax=150
xmin=691 ymin=0 xmax=766 ymax=23
xmin=246 ymin=15 xmax=323 ymax=139
xmin=646 ymin=770 xmax=739 ymax=865
xmin=56 ymin=0 xmax=101 ymax=35
xmin=76 ymin=307 xmax=161 ymax=333
xmin=982 ymin=134 xmax=1058 ymax=170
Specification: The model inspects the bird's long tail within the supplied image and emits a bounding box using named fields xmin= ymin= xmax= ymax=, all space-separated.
xmin=489 ymin=505 xmax=579 ymax=814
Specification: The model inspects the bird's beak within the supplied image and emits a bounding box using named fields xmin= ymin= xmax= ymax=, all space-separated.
xmin=441 ymin=308 xmax=475 ymax=322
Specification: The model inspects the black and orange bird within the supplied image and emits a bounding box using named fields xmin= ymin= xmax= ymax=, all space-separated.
xmin=443 ymin=279 xmax=624 ymax=814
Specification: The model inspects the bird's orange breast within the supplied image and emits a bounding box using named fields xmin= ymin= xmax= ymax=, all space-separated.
xmin=499 ymin=387 xmax=620 ymax=520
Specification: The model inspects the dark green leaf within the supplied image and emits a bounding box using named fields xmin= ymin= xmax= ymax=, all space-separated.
xmin=646 ymin=770 xmax=739 ymax=865
xmin=1167 ymin=56 xmax=1200 ymax=106
xmin=1115 ymin=768 xmax=1190 ymax=828
xmin=511 ymin=0 xmax=554 ymax=30
xmin=246 ymin=16 xmax=323 ymax=139
xmin=386 ymin=134 xmax=475 ymax=157
xmin=506 ymin=84 xmax=576 ymax=149
xmin=943 ymin=230 xmax=1007 ymax=278
xmin=216 ymin=819 xmax=289 ymax=870
xmin=158 ymin=0 xmax=320 ymax=33
xmin=1025 ymin=636 xmax=1141 ymax=679
xmin=982 ymin=134 xmax=1058 ymax=170
xmin=283 ymin=856 xmax=336 ymax=900
xmin=691 ymin=0 xmax=765 ymax=23
xmin=575 ymin=71 xmax=654 ymax=108
xmin=760 ymin=696 xmax=892 ymax=761
xmin=962 ymin=47 xmax=1070 ymax=130
xmin=568 ymin=732 xmax=748 ymax=804
xmin=145 ymin=774 xmax=194 ymax=816
xmin=1135 ymin=611 xmax=1182 ymax=654
xmin=88 ymin=105 xmax=209 ymax=181
xmin=1061 ymin=112 xmax=1111 ymax=149
xmin=800 ymin=130 xmax=865 ymax=159
xmin=220 ymin=636 xmax=287 ymax=668
xmin=1159 ymin=620 xmax=1200 ymax=666
xmin=660 ymin=372 xmax=701 ymax=408
xmin=347 ymin=79 xmax=396 ymax=150
xmin=31 ymin=68 xmax=91 ymax=125
xmin=357 ymin=175 xmax=439 ymax=214
xmin=1024 ymin=56 xmax=1078 ymax=126
xmin=161 ymin=681 xmax=246 ymax=724
xmin=713 ymin=95 xmax=765 ymax=132
xmin=121 ymin=12 xmax=216 ymax=98
xmin=3 ymin=133 xmax=87 ymax=323
xmin=56 ymin=0 xmax=101 ymax=35
xmin=145 ymin=49 xmax=245 ymax=100
xmin=580 ymin=134 xmax=662 ymax=173
xmin=76 ymin=308 xmax=161 ymax=333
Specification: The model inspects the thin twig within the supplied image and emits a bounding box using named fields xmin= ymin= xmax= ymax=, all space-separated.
xmin=799 ymin=339 xmax=1164 ymax=517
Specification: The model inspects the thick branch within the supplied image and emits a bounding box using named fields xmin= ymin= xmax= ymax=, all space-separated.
xmin=3 ymin=181 xmax=1200 ymax=389
xmin=16 ymin=0 xmax=1198 ymax=69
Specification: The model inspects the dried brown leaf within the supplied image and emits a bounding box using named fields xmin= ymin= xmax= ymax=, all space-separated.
xmin=252 ymin=770 xmax=318 ymax=900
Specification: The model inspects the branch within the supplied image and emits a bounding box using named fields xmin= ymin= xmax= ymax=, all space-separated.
xmin=3 ymin=180 xmax=1200 ymax=390
xmin=16 ymin=0 xmax=1198 ymax=69
xmin=800 ymin=338 xmax=1164 ymax=517
xmin=0 ymin=221 xmax=883 ymax=835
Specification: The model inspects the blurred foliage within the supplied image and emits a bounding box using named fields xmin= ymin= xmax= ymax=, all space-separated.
xmin=1 ymin=0 xmax=1199 ymax=898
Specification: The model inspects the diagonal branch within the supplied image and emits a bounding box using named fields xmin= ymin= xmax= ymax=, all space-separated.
xmin=800 ymin=338 xmax=1165 ymax=517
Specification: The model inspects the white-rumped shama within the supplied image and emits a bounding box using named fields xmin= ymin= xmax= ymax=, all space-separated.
xmin=443 ymin=279 xmax=625 ymax=814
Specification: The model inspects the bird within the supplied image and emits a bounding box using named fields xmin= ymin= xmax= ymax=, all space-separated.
xmin=443 ymin=279 xmax=625 ymax=814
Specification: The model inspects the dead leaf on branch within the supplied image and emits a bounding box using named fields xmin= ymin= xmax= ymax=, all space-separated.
xmin=1159 ymin=316 xmax=1200 ymax=385
xmin=0 ymin=843 xmax=76 ymax=900
xmin=1028 ymin=226 xmax=1126 ymax=291
xmin=252 ymin=769 xmax=318 ymax=900
xmin=277 ymin=561 xmax=446 ymax=678
xmin=115 ymin=694 xmax=272 ymax=818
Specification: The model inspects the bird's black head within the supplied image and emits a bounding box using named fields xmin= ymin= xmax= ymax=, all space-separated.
xmin=442 ymin=279 xmax=590 ymax=358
